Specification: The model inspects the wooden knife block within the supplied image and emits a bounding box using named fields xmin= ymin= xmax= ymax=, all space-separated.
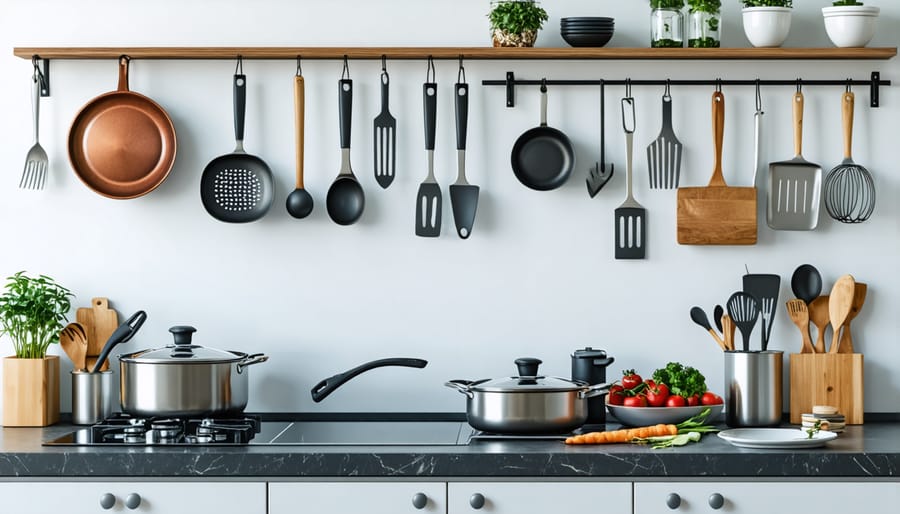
xmin=789 ymin=353 xmax=863 ymax=424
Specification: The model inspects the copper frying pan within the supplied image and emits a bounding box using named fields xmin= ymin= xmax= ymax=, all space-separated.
xmin=68 ymin=56 xmax=176 ymax=199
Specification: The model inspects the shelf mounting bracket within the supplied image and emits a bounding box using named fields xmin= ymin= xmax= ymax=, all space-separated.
xmin=32 ymin=56 xmax=50 ymax=97
xmin=870 ymin=71 xmax=880 ymax=108
xmin=506 ymin=71 xmax=515 ymax=108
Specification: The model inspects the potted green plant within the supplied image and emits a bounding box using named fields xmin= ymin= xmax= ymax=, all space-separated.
xmin=0 ymin=271 xmax=73 ymax=426
xmin=823 ymin=1 xmax=880 ymax=48
xmin=687 ymin=0 xmax=721 ymax=47
xmin=650 ymin=0 xmax=686 ymax=48
xmin=488 ymin=1 xmax=549 ymax=48
xmin=741 ymin=1 xmax=793 ymax=47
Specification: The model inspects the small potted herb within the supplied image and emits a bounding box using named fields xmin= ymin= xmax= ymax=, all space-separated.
xmin=488 ymin=1 xmax=549 ymax=48
xmin=823 ymin=1 xmax=880 ymax=48
xmin=687 ymin=0 xmax=721 ymax=48
xmin=650 ymin=0 xmax=686 ymax=48
xmin=0 ymin=271 xmax=73 ymax=426
xmin=741 ymin=1 xmax=793 ymax=47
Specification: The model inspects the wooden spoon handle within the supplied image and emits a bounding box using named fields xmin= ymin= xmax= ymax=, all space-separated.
xmin=294 ymin=75 xmax=305 ymax=189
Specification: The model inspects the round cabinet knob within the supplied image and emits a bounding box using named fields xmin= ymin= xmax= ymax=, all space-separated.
xmin=412 ymin=492 xmax=428 ymax=510
xmin=666 ymin=493 xmax=682 ymax=510
xmin=708 ymin=493 xmax=725 ymax=510
xmin=125 ymin=493 xmax=142 ymax=510
xmin=99 ymin=493 xmax=116 ymax=510
xmin=469 ymin=493 xmax=486 ymax=510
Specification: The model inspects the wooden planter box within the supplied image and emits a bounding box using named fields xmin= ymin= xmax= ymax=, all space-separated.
xmin=2 ymin=355 xmax=60 ymax=427
xmin=789 ymin=353 xmax=863 ymax=425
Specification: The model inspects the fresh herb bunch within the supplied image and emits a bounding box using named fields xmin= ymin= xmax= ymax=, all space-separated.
xmin=651 ymin=362 xmax=708 ymax=398
xmin=651 ymin=0 xmax=686 ymax=8
xmin=488 ymin=1 xmax=549 ymax=34
xmin=0 ymin=272 xmax=73 ymax=359
xmin=832 ymin=1 xmax=863 ymax=5
xmin=741 ymin=0 xmax=793 ymax=7
xmin=688 ymin=0 xmax=721 ymax=13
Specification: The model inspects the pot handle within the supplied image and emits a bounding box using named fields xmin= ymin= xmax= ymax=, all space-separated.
xmin=444 ymin=379 xmax=475 ymax=399
xmin=311 ymin=358 xmax=427 ymax=403
xmin=579 ymin=382 xmax=611 ymax=399
xmin=236 ymin=353 xmax=269 ymax=373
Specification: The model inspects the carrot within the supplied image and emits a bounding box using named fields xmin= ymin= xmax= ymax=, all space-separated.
xmin=565 ymin=423 xmax=677 ymax=445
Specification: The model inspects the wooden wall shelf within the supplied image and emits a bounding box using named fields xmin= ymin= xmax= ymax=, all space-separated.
xmin=13 ymin=46 xmax=898 ymax=61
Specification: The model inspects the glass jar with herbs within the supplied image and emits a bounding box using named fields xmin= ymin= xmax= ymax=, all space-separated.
xmin=650 ymin=0 xmax=685 ymax=48
xmin=687 ymin=0 xmax=721 ymax=47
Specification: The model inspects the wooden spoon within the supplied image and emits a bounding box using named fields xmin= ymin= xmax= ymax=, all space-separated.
xmin=808 ymin=295 xmax=831 ymax=353
xmin=59 ymin=322 xmax=88 ymax=372
xmin=786 ymin=299 xmax=816 ymax=354
xmin=721 ymin=314 xmax=736 ymax=352
xmin=828 ymin=275 xmax=856 ymax=353
xmin=836 ymin=282 xmax=866 ymax=354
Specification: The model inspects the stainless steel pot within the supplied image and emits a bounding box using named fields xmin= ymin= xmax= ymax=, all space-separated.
xmin=119 ymin=326 xmax=268 ymax=417
xmin=445 ymin=357 xmax=610 ymax=434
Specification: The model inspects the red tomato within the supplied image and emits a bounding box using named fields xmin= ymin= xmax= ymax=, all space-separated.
xmin=621 ymin=370 xmax=643 ymax=390
xmin=666 ymin=395 xmax=687 ymax=407
xmin=607 ymin=384 xmax=626 ymax=406
xmin=623 ymin=395 xmax=648 ymax=407
xmin=645 ymin=383 xmax=670 ymax=407
xmin=686 ymin=394 xmax=700 ymax=406
xmin=701 ymin=391 xmax=724 ymax=405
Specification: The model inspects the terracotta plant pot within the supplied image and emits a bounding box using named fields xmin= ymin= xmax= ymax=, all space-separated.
xmin=492 ymin=29 xmax=538 ymax=48
xmin=2 ymin=355 xmax=60 ymax=427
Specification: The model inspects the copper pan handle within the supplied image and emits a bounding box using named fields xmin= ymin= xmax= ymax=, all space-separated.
xmin=117 ymin=55 xmax=130 ymax=92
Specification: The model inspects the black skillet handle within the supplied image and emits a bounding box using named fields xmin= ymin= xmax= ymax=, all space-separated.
xmin=234 ymin=74 xmax=246 ymax=142
xmin=311 ymin=358 xmax=428 ymax=403
xmin=455 ymin=83 xmax=469 ymax=151
xmin=423 ymin=82 xmax=437 ymax=151
xmin=339 ymin=78 xmax=353 ymax=150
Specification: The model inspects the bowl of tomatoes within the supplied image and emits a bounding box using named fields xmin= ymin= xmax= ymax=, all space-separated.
xmin=605 ymin=363 xmax=724 ymax=427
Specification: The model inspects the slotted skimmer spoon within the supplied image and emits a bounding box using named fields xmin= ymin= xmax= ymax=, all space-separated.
xmin=373 ymin=59 xmax=396 ymax=189
xmin=646 ymin=83 xmax=682 ymax=189
xmin=20 ymin=69 xmax=48 ymax=190
xmin=614 ymin=92 xmax=646 ymax=259
xmin=727 ymin=291 xmax=760 ymax=352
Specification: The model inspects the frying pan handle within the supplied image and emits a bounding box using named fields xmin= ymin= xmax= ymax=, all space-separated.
xmin=116 ymin=56 xmax=130 ymax=92
xmin=793 ymin=91 xmax=804 ymax=158
xmin=455 ymin=83 xmax=469 ymax=151
xmin=708 ymin=91 xmax=726 ymax=187
xmin=234 ymin=73 xmax=247 ymax=143
xmin=311 ymin=358 xmax=428 ymax=403
xmin=339 ymin=78 xmax=353 ymax=150
xmin=424 ymin=82 xmax=437 ymax=151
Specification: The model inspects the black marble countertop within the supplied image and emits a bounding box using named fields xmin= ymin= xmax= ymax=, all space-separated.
xmin=1 ymin=419 xmax=898 ymax=480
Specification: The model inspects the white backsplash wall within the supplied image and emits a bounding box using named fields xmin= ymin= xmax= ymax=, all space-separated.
xmin=1 ymin=1 xmax=898 ymax=415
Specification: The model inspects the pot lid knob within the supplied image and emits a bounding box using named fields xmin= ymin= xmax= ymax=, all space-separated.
xmin=514 ymin=357 xmax=542 ymax=377
xmin=169 ymin=326 xmax=197 ymax=358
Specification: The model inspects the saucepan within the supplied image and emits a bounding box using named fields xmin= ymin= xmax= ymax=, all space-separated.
xmin=446 ymin=357 xmax=609 ymax=434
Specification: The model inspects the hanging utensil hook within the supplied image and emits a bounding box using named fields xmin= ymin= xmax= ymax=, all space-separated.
xmin=715 ymin=78 xmax=722 ymax=92
xmin=625 ymin=78 xmax=632 ymax=98
xmin=755 ymin=79 xmax=763 ymax=114
xmin=234 ymin=55 xmax=243 ymax=75
xmin=622 ymin=83 xmax=635 ymax=135
xmin=540 ymin=77 xmax=547 ymax=93
xmin=846 ymin=78 xmax=853 ymax=93
xmin=796 ymin=78 xmax=802 ymax=93
xmin=381 ymin=55 xmax=387 ymax=73
xmin=457 ymin=55 xmax=466 ymax=83
xmin=296 ymin=56 xmax=302 ymax=76
xmin=341 ymin=55 xmax=350 ymax=80
xmin=664 ymin=78 xmax=671 ymax=98
xmin=426 ymin=55 xmax=435 ymax=82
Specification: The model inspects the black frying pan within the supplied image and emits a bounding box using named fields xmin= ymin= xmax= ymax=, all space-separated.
xmin=511 ymin=82 xmax=575 ymax=191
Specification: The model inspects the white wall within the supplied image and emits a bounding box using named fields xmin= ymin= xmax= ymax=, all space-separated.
xmin=1 ymin=0 xmax=898 ymax=416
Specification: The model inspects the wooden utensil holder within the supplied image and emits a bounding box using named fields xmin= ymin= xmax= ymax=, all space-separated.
xmin=2 ymin=355 xmax=60 ymax=427
xmin=789 ymin=353 xmax=863 ymax=424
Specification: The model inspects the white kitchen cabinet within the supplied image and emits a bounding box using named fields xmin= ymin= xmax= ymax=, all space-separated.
xmin=448 ymin=482 xmax=632 ymax=514
xmin=0 ymin=482 xmax=265 ymax=514
xmin=634 ymin=482 xmax=900 ymax=513
xmin=268 ymin=482 xmax=448 ymax=514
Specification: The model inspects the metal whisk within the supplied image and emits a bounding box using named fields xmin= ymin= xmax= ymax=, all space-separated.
xmin=823 ymin=87 xmax=875 ymax=223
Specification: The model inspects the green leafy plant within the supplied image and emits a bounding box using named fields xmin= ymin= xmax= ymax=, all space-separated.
xmin=0 ymin=272 xmax=73 ymax=359
xmin=741 ymin=0 xmax=793 ymax=7
xmin=488 ymin=1 xmax=549 ymax=34
xmin=651 ymin=362 xmax=708 ymax=399
xmin=651 ymin=0 xmax=686 ymax=8
xmin=832 ymin=1 xmax=863 ymax=5
xmin=688 ymin=0 xmax=721 ymax=13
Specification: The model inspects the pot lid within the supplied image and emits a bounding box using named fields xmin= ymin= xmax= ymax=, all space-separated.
xmin=120 ymin=326 xmax=242 ymax=364
xmin=467 ymin=358 xmax=588 ymax=392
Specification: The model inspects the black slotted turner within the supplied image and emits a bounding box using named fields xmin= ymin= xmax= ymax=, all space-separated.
xmin=373 ymin=62 xmax=396 ymax=189
xmin=415 ymin=60 xmax=441 ymax=237
xmin=727 ymin=291 xmax=760 ymax=352
xmin=742 ymin=272 xmax=781 ymax=351
xmin=614 ymin=94 xmax=646 ymax=259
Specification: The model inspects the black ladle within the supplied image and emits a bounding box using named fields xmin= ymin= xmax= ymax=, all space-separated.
xmin=791 ymin=264 xmax=822 ymax=305
xmin=286 ymin=74 xmax=313 ymax=219
xmin=326 ymin=75 xmax=365 ymax=225
xmin=90 ymin=310 xmax=147 ymax=373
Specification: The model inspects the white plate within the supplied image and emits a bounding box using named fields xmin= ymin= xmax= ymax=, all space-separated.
xmin=606 ymin=403 xmax=723 ymax=426
xmin=717 ymin=428 xmax=837 ymax=449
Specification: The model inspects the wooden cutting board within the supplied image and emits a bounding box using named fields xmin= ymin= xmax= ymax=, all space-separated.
xmin=677 ymin=90 xmax=757 ymax=245
xmin=76 ymin=297 xmax=119 ymax=369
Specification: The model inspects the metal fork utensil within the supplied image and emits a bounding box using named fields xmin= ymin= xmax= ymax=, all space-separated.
xmin=20 ymin=69 xmax=48 ymax=189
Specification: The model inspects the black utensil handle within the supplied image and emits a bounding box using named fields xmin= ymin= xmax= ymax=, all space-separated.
xmin=600 ymin=81 xmax=606 ymax=164
xmin=339 ymin=78 xmax=353 ymax=149
xmin=234 ymin=74 xmax=246 ymax=142
xmin=90 ymin=310 xmax=147 ymax=373
xmin=311 ymin=358 xmax=428 ymax=403
xmin=424 ymin=82 xmax=437 ymax=151
xmin=455 ymin=83 xmax=468 ymax=151
xmin=380 ymin=72 xmax=390 ymax=110
xmin=662 ymin=93 xmax=673 ymax=125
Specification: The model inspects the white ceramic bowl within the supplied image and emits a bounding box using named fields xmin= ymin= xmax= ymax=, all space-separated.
xmin=823 ymin=6 xmax=880 ymax=48
xmin=742 ymin=7 xmax=792 ymax=48
xmin=607 ymin=403 xmax=724 ymax=427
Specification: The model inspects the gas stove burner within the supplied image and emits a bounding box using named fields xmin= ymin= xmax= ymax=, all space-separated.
xmin=72 ymin=413 xmax=262 ymax=446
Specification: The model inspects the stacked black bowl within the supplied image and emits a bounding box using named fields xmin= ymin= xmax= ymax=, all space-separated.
xmin=560 ymin=17 xmax=615 ymax=48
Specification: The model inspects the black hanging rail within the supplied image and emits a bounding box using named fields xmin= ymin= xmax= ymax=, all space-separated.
xmin=483 ymin=71 xmax=889 ymax=108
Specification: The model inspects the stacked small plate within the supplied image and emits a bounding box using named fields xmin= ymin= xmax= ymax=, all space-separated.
xmin=561 ymin=17 xmax=615 ymax=48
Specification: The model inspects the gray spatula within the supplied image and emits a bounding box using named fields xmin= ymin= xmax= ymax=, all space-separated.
xmin=449 ymin=80 xmax=479 ymax=239
xmin=373 ymin=67 xmax=396 ymax=189
xmin=615 ymin=96 xmax=646 ymax=259
xmin=415 ymin=77 xmax=441 ymax=237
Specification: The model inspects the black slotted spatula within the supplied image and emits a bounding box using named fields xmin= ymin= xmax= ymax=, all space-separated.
xmin=415 ymin=62 xmax=441 ymax=237
xmin=373 ymin=64 xmax=396 ymax=189
xmin=614 ymin=94 xmax=646 ymax=259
